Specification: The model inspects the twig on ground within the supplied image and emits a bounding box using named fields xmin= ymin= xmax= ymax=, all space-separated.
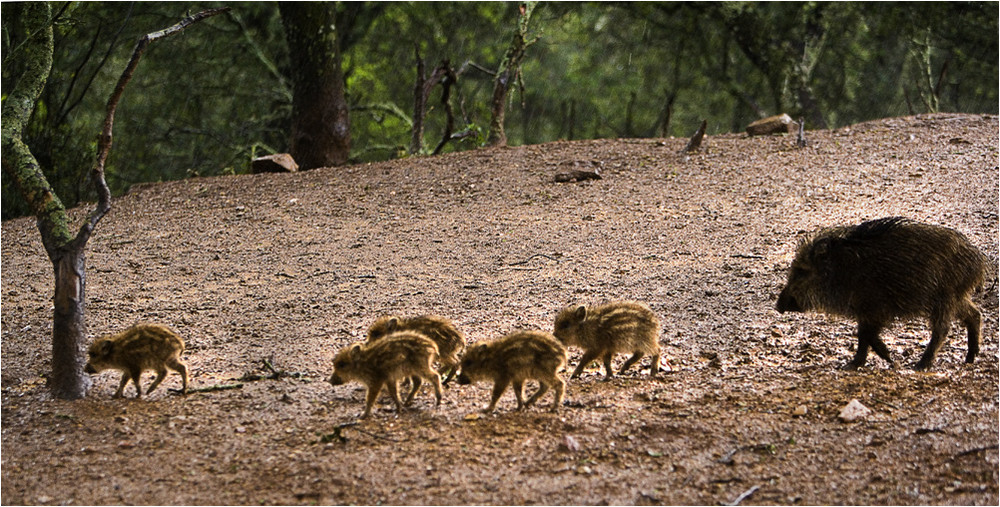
xmin=172 ymin=383 xmax=244 ymax=394
xmin=339 ymin=421 xmax=401 ymax=442
xmin=233 ymin=358 xmax=306 ymax=382
xmin=725 ymin=485 xmax=760 ymax=506
xmin=508 ymin=253 xmax=560 ymax=266
xmin=952 ymin=444 xmax=999 ymax=460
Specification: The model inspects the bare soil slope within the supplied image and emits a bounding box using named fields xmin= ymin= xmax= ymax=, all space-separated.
xmin=2 ymin=114 xmax=998 ymax=505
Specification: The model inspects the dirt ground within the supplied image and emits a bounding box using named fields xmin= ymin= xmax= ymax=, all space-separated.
xmin=2 ymin=114 xmax=998 ymax=506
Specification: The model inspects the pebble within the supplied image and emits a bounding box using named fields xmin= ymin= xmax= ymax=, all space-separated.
xmin=838 ymin=399 xmax=871 ymax=422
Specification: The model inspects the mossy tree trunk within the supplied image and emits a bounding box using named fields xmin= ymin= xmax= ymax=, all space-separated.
xmin=486 ymin=2 xmax=539 ymax=148
xmin=1 ymin=2 xmax=91 ymax=399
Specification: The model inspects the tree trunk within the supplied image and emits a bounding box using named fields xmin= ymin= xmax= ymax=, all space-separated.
xmin=50 ymin=248 xmax=92 ymax=398
xmin=432 ymin=62 xmax=459 ymax=156
xmin=279 ymin=3 xmax=350 ymax=169
xmin=410 ymin=49 xmax=450 ymax=155
xmin=486 ymin=2 xmax=537 ymax=147
xmin=410 ymin=46 xmax=428 ymax=155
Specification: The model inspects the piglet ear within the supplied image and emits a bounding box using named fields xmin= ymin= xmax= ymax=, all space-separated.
xmin=573 ymin=305 xmax=587 ymax=322
xmin=99 ymin=339 xmax=113 ymax=356
xmin=385 ymin=317 xmax=400 ymax=332
xmin=349 ymin=343 xmax=362 ymax=360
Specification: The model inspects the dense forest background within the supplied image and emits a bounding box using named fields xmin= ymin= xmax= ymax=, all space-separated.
xmin=2 ymin=1 xmax=997 ymax=219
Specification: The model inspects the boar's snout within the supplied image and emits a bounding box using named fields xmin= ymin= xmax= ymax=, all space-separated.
xmin=328 ymin=374 xmax=345 ymax=386
xmin=84 ymin=363 xmax=97 ymax=374
xmin=456 ymin=372 xmax=471 ymax=385
xmin=776 ymin=288 xmax=802 ymax=313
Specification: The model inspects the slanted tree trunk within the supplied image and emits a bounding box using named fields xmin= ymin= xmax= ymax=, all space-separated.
xmin=1 ymin=3 xmax=226 ymax=399
xmin=279 ymin=3 xmax=350 ymax=169
xmin=486 ymin=2 xmax=538 ymax=147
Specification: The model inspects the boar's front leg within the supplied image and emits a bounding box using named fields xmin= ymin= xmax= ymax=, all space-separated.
xmin=361 ymin=381 xmax=385 ymax=418
xmin=601 ymin=352 xmax=615 ymax=380
xmin=846 ymin=322 xmax=892 ymax=370
xmin=512 ymin=380 xmax=526 ymax=410
xmin=486 ymin=377 xmax=511 ymax=413
xmin=114 ymin=373 xmax=131 ymax=398
xmin=570 ymin=350 xmax=600 ymax=379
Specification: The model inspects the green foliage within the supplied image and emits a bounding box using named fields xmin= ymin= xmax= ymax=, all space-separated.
xmin=3 ymin=2 xmax=997 ymax=219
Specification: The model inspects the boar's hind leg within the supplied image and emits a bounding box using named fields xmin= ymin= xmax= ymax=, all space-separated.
xmin=146 ymin=367 xmax=168 ymax=395
xmin=512 ymin=381 xmax=526 ymax=410
xmin=915 ymin=311 xmax=953 ymax=371
xmin=866 ymin=327 xmax=893 ymax=366
xmin=404 ymin=376 xmax=423 ymax=406
xmin=169 ymin=359 xmax=189 ymax=395
xmin=425 ymin=372 xmax=442 ymax=408
xmin=618 ymin=352 xmax=644 ymax=375
xmin=550 ymin=376 xmax=565 ymax=412
xmin=960 ymin=299 xmax=982 ymax=364
xmin=525 ymin=381 xmax=550 ymax=407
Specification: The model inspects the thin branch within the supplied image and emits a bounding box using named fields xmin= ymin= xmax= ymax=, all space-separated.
xmin=76 ymin=7 xmax=229 ymax=248
xmin=463 ymin=61 xmax=496 ymax=77
xmin=56 ymin=3 xmax=135 ymax=129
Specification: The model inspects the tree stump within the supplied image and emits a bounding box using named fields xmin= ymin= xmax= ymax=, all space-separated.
xmin=681 ymin=119 xmax=708 ymax=153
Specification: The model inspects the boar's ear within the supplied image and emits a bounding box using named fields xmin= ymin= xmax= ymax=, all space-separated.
xmin=99 ymin=339 xmax=113 ymax=356
xmin=811 ymin=237 xmax=835 ymax=261
xmin=385 ymin=317 xmax=400 ymax=332
xmin=573 ymin=305 xmax=587 ymax=322
xmin=348 ymin=343 xmax=363 ymax=359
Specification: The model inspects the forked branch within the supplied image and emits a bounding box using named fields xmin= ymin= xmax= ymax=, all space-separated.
xmin=79 ymin=7 xmax=230 ymax=247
